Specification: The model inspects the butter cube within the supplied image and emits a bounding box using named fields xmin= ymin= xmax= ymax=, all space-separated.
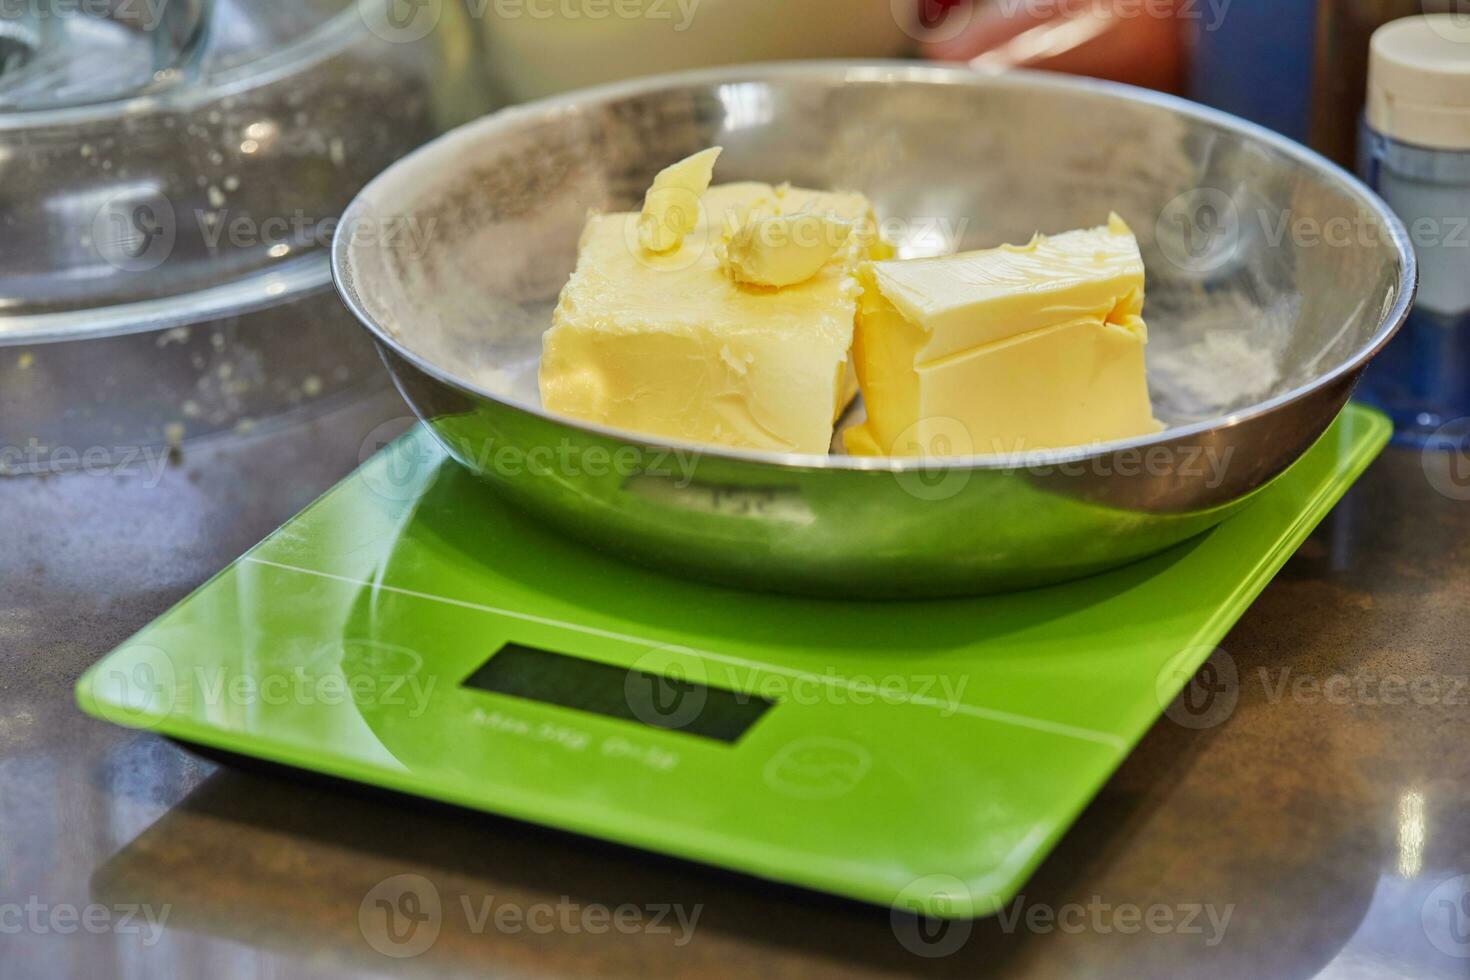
xmin=540 ymin=182 xmax=886 ymax=453
xmin=846 ymin=215 xmax=1162 ymax=456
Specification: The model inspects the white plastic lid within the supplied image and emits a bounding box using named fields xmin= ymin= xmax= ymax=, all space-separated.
xmin=1368 ymin=15 xmax=1470 ymax=149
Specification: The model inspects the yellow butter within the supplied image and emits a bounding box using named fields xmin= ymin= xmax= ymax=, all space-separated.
xmin=847 ymin=215 xmax=1162 ymax=456
xmin=637 ymin=147 xmax=722 ymax=254
xmin=721 ymin=211 xmax=854 ymax=288
xmin=541 ymin=181 xmax=885 ymax=454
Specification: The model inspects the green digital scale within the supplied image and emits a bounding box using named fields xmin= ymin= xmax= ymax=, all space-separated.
xmin=77 ymin=405 xmax=1389 ymax=919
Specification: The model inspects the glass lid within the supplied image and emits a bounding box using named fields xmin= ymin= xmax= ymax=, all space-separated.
xmin=0 ymin=0 xmax=483 ymax=341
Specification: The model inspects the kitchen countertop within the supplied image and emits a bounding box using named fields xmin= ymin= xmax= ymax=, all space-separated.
xmin=2 ymin=386 xmax=1467 ymax=979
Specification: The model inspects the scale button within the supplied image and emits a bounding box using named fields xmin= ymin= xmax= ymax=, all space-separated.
xmin=337 ymin=638 xmax=425 ymax=677
xmin=762 ymin=736 xmax=872 ymax=800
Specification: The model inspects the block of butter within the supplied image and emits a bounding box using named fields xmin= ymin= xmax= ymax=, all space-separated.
xmin=846 ymin=215 xmax=1162 ymax=457
xmin=540 ymin=176 xmax=887 ymax=454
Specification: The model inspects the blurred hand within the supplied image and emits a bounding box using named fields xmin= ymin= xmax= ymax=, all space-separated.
xmin=916 ymin=0 xmax=1184 ymax=92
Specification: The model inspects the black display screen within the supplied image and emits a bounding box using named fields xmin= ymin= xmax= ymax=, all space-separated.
xmin=462 ymin=644 xmax=774 ymax=744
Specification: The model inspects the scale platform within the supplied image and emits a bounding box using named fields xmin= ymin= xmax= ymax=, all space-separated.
xmin=78 ymin=405 xmax=1389 ymax=918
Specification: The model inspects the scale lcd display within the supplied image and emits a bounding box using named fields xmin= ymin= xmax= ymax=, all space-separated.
xmin=462 ymin=643 xmax=774 ymax=744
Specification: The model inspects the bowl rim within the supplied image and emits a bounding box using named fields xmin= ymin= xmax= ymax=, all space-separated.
xmin=332 ymin=60 xmax=1418 ymax=474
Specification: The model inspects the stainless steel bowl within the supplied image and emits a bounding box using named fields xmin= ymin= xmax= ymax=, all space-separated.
xmin=334 ymin=63 xmax=1415 ymax=599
